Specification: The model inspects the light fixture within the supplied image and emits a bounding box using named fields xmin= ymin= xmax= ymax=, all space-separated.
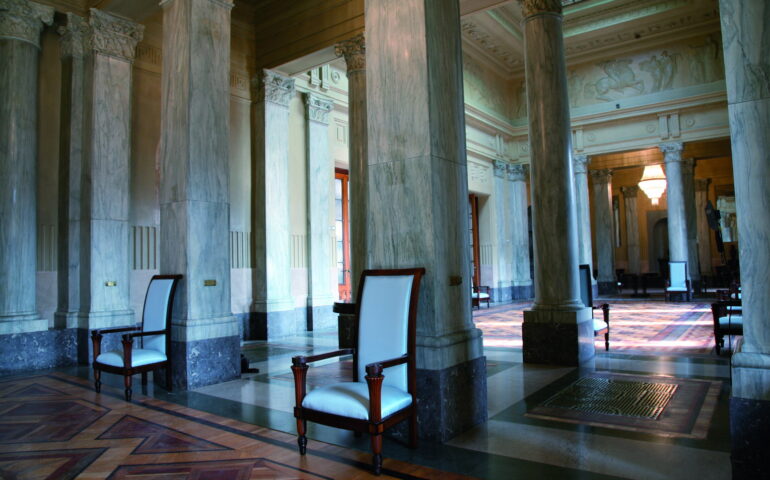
xmin=638 ymin=164 xmax=667 ymax=205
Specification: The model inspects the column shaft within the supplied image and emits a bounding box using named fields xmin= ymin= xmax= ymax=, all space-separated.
xmin=682 ymin=158 xmax=700 ymax=291
xmin=621 ymin=186 xmax=641 ymax=275
xmin=160 ymin=0 xmax=238 ymax=389
xmin=508 ymin=164 xmax=533 ymax=299
xmin=591 ymin=169 xmax=617 ymax=294
xmin=573 ymin=154 xmax=597 ymax=294
xmin=695 ymin=179 xmax=712 ymax=277
xmin=661 ymin=142 xmax=690 ymax=294
xmin=492 ymin=160 xmax=512 ymax=301
xmin=0 ymin=0 xmax=53 ymax=334
xmin=520 ymin=0 xmax=593 ymax=366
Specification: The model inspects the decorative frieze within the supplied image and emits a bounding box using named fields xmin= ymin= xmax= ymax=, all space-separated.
xmin=493 ymin=159 xmax=508 ymax=178
xmin=305 ymin=92 xmax=333 ymax=125
xmin=0 ymin=0 xmax=54 ymax=49
xmin=572 ymin=154 xmax=590 ymax=174
xmin=253 ymin=70 xmax=295 ymax=106
xmin=89 ymin=9 xmax=143 ymax=62
xmin=507 ymin=164 xmax=529 ymax=182
xmin=518 ymin=0 xmax=562 ymax=17
xmin=335 ymin=34 xmax=365 ymax=73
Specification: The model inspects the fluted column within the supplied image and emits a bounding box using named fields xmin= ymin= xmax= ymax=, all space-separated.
xmin=335 ymin=34 xmax=366 ymax=299
xmin=519 ymin=0 xmax=593 ymax=366
xmin=695 ymin=178 xmax=712 ymax=277
xmin=508 ymin=164 xmax=533 ymax=299
xmin=305 ymin=92 xmax=335 ymax=329
xmin=573 ymin=154 xmax=597 ymax=295
xmin=591 ymin=169 xmax=617 ymax=294
xmin=0 ymin=0 xmax=53 ymax=335
xmin=160 ymin=0 xmax=238 ymax=389
xmin=492 ymin=160 xmax=512 ymax=301
xmin=621 ymin=186 xmax=641 ymax=275
xmin=251 ymin=70 xmax=298 ymax=340
xmin=719 ymin=2 xmax=770 ymax=475
xmin=682 ymin=158 xmax=700 ymax=292
xmin=661 ymin=141 xmax=690 ymax=301
xmin=366 ymin=0 xmax=486 ymax=440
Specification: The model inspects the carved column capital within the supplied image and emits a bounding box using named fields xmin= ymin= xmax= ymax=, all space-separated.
xmin=507 ymin=164 xmax=529 ymax=182
xmin=659 ymin=141 xmax=684 ymax=163
xmin=253 ymin=69 xmax=296 ymax=106
xmin=590 ymin=168 xmax=612 ymax=185
xmin=305 ymin=92 xmax=333 ymax=124
xmin=621 ymin=185 xmax=639 ymax=198
xmin=58 ymin=13 xmax=91 ymax=58
xmin=695 ymin=178 xmax=711 ymax=192
xmin=88 ymin=9 xmax=143 ymax=62
xmin=335 ymin=33 xmax=365 ymax=74
xmin=572 ymin=154 xmax=590 ymax=174
xmin=493 ymin=160 xmax=508 ymax=179
xmin=0 ymin=0 xmax=54 ymax=49
xmin=518 ymin=0 xmax=562 ymax=17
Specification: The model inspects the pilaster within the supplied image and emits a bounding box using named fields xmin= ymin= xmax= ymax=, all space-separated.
xmin=682 ymin=158 xmax=700 ymax=291
xmin=508 ymin=164 xmax=533 ymax=299
xmin=621 ymin=186 xmax=641 ymax=275
xmin=491 ymin=159 xmax=512 ymax=301
xmin=695 ymin=178 xmax=712 ymax=277
xmin=590 ymin=169 xmax=617 ymax=294
xmin=573 ymin=154 xmax=597 ymax=295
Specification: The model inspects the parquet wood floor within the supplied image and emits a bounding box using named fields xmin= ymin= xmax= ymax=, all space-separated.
xmin=0 ymin=372 xmax=475 ymax=479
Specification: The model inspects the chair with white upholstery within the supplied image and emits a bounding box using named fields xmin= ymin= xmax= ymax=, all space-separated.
xmin=579 ymin=264 xmax=610 ymax=351
xmin=91 ymin=274 xmax=182 ymax=401
xmin=711 ymin=300 xmax=743 ymax=355
xmin=665 ymin=261 xmax=691 ymax=301
xmin=291 ymin=268 xmax=424 ymax=475
xmin=472 ymin=284 xmax=491 ymax=309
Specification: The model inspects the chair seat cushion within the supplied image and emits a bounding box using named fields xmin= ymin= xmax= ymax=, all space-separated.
xmin=96 ymin=348 xmax=166 ymax=368
xmin=475 ymin=293 xmax=490 ymax=300
xmin=718 ymin=315 xmax=743 ymax=328
xmin=727 ymin=305 xmax=741 ymax=313
xmin=593 ymin=319 xmax=608 ymax=333
xmin=666 ymin=286 xmax=688 ymax=292
xmin=302 ymin=382 xmax=412 ymax=420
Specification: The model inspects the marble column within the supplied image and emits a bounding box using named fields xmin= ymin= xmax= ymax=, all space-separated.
xmin=695 ymin=178 xmax=712 ymax=277
xmin=0 ymin=0 xmax=53 ymax=335
xmin=718 ymin=2 xmax=770 ymax=476
xmin=661 ymin=141 xmax=690 ymax=300
xmin=251 ymin=70 xmax=299 ymax=340
xmin=591 ymin=169 xmax=617 ymax=294
xmin=304 ymin=92 xmax=335 ymax=330
xmin=573 ymin=154 xmax=597 ymax=296
xmin=335 ymin=34 xmax=367 ymax=299
xmin=60 ymin=10 xmax=143 ymax=363
xmin=508 ymin=164 xmax=533 ymax=299
xmin=492 ymin=160 xmax=512 ymax=302
xmin=366 ymin=0 xmax=486 ymax=441
xmin=682 ymin=158 xmax=701 ymax=292
xmin=520 ymin=0 xmax=593 ymax=366
xmin=159 ymin=0 xmax=239 ymax=389
xmin=621 ymin=186 xmax=641 ymax=275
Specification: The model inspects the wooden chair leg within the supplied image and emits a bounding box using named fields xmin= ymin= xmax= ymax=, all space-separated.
xmin=124 ymin=375 xmax=132 ymax=401
xmin=605 ymin=331 xmax=610 ymax=351
xmin=141 ymin=372 xmax=148 ymax=385
xmin=716 ymin=334 xmax=723 ymax=355
xmin=371 ymin=434 xmax=383 ymax=475
xmin=297 ymin=420 xmax=307 ymax=455
xmin=94 ymin=369 xmax=101 ymax=393
xmin=409 ymin=411 xmax=418 ymax=449
xmin=166 ymin=366 xmax=173 ymax=392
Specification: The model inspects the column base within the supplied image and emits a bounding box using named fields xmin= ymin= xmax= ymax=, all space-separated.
xmin=512 ymin=284 xmax=534 ymax=300
xmin=522 ymin=307 xmax=594 ymax=365
xmin=306 ymin=304 xmax=335 ymax=331
xmin=0 ymin=329 xmax=77 ymax=375
xmin=597 ymin=281 xmax=617 ymax=295
xmin=171 ymin=335 xmax=240 ymax=390
xmin=0 ymin=313 xmax=48 ymax=335
xmin=731 ymin=396 xmax=770 ymax=478
xmin=666 ymin=291 xmax=690 ymax=302
xmin=252 ymin=308 xmax=306 ymax=340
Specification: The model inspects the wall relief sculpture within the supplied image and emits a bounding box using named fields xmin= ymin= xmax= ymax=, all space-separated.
xmin=585 ymin=59 xmax=644 ymax=101
xmin=639 ymin=50 xmax=680 ymax=92
xmin=688 ymin=34 xmax=723 ymax=84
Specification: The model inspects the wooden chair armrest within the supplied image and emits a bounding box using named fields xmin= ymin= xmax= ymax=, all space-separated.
xmin=92 ymin=326 xmax=140 ymax=336
xmin=125 ymin=329 xmax=165 ymax=339
xmin=365 ymin=354 xmax=408 ymax=377
xmin=290 ymin=349 xmax=355 ymax=410
xmin=291 ymin=348 xmax=354 ymax=367
xmin=332 ymin=302 xmax=356 ymax=315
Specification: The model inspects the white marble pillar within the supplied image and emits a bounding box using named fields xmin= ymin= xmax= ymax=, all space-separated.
xmin=621 ymin=186 xmax=641 ymax=275
xmin=519 ymin=0 xmax=593 ymax=366
xmin=590 ymin=169 xmax=617 ymax=294
xmin=492 ymin=160 xmax=512 ymax=301
xmin=304 ymin=92 xmax=335 ymax=329
xmin=695 ymin=178 xmax=712 ymax=277
xmin=682 ymin=158 xmax=700 ymax=291
xmin=508 ymin=164 xmax=533 ymax=299
xmin=0 ymin=0 xmax=53 ymax=335
xmin=661 ymin=142 xmax=691 ymax=299
xmin=159 ymin=0 xmax=238 ymax=389
xmin=573 ymin=154 xmax=597 ymax=294
xmin=251 ymin=70 xmax=299 ymax=339
xmin=335 ymin=35 xmax=367 ymax=299
xmin=366 ymin=0 xmax=486 ymax=441
xmin=719 ymin=2 xmax=770 ymax=475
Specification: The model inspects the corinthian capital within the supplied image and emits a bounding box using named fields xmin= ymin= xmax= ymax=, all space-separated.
xmin=493 ymin=160 xmax=508 ymax=179
xmin=507 ymin=164 xmax=529 ymax=182
xmin=572 ymin=154 xmax=590 ymax=174
xmin=518 ymin=0 xmax=562 ymax=17
xmin=0 ymin=0 xmax=54 ymax=49
xmin=335 ymin=34 xmax=365 ymax=73
xmin=89 ymin=9 xmax=143 ymax=62
xmin=621 ymin=186 xmax=639 ymax=198
xmin=659 ymin=141 xmax=684 ymax=164
xmin=58 ymin=13 xmax=91 ymax=58
xmin=253 ymin=70 xmax=295 ymax=106
xmin=590 ymin=168 xmax=612 ymax=185
xmin=305 ymin=93 xmax=334 ymax=124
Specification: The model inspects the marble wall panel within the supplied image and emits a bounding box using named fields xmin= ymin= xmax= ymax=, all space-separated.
xmin=492 ymin=164 xmax=511 ymax=294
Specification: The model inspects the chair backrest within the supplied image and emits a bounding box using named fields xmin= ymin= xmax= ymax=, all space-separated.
xmin=355 ymin=269 xmax=424 ymax=392
xmin=578 ymin=264 xmax=593 ymax=308
xmin=141 ymin=275 xmax=182 ymax=354
xmin=669 ymin=261 xmax=688 ymax=289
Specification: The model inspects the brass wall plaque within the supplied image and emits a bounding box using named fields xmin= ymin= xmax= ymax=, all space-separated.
xmin=204 ymin=279 xmax=217 ymax=286
xmin=105 ymin=281 xmax=117 ymax=287
xmin=449 ymin=275 xmax=463 ymax=286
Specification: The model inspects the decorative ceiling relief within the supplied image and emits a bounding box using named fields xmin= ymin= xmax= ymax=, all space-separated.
xmin=461 ymin=20 xmax=521 ymax=71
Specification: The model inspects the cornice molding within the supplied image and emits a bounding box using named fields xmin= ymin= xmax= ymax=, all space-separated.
xmin=0 ymin=0 xmax=54 ymax=49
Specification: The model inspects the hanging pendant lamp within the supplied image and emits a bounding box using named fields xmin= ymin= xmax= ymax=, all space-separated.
xmin=638 ymin=164 xmax=667 ymax=205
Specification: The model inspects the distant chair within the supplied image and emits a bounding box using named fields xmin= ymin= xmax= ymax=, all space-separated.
xmin=580 ymin=264 xmax=610 ymax=351
xmin=291 ymin=268 xmax=424 ymax=475
xmin=665 ymin=261 xmax=691 ymax=301
xmin=711 ymin=300 xmax=742 ymax=355
xmin=472 ymin=284 xmax=491 ymax=309
xmin=91 ymin=274 xmax=182 ymax=401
